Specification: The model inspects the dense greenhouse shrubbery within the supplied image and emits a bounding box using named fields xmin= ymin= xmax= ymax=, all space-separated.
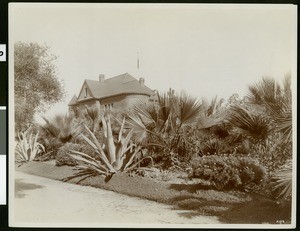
xmin=190 ymin=155 xmax=267 ymax=191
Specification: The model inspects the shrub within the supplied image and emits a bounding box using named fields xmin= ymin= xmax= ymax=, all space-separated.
xmin=41 ymin=114 xmax=82 ymax=144
xmin=249 ymin=133 xmax=292 ymax=173
xmin=126 ymin=91 xmax=203 ymax=168
xmin=56 ymin=143 xmax=82 ymax=166
xmin=38 ymin=114 xmax=83 ymax=158
xmin=131 ymin=168 xmax=172 ymax=182
xmin=37 ymin=136 xmax=61 ymax=161
xmin=190 ymin=155 xmax=267 ymax=191
xmin=199 ymin=137 xmax=223 ymax=156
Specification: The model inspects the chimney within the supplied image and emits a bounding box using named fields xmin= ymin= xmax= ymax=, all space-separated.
xmin=99 ymin=74 xmax=105 ymax=82
xmin=139 ymin=77 xmax=145 ymax=86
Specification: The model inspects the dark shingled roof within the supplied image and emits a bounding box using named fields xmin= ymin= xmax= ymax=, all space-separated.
xmin=69 ymin=73 xmax=154 ymax=106
xmin=85 ymin=73 xmax=153 ymax=99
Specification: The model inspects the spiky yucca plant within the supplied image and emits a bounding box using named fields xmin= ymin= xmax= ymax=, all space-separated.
xmin=15 ymin=131 xmax=45 ymax=165
xmin=65 ymin=113 xmax=152 ymax=182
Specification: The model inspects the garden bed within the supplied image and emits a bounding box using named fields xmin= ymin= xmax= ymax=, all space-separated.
xmin=15 ymin=161 xmax=291 ymax=224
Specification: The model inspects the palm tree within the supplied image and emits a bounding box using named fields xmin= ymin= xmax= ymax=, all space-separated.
xmin=271 ymin=159 xmax=292 ymax=201
xmin=247 ymin=75 xmax=292 ymax=143
xmin=228 ymin=105 xmax=272 ymax=143
xmin=196 ymin=96 xmax=227 ymax=134
xmin=126 ymin=90 xmax=203 ymax=167
xmin=40 ymin=113 xmax=83 ymax=144
xmin=248 ymin=75 xmax=293 ymax=201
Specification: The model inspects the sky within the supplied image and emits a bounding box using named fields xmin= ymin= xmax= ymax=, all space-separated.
xmin=9 ymin=3 xmax=297 ymax=118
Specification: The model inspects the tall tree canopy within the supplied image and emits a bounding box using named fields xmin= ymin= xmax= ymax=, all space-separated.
xmin=15 ymin=42 xmax=65 ymax=132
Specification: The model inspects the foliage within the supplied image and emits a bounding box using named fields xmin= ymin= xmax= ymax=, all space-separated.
xmin=190 ymin=155 xmax=267 ymax=191
xmin=130 ymin=168 xmax=172 ymax=182
xmin=199 ymin=137 xmax=224 ymax=156
xmin=40 ymin=113 xmax=82 ymax=145
xmin=247 ymin=75 xmax=292 ymax=143
xmin=196 ymin=96 xmax=225 ymax=130
xmin=271 ymin=159 xmax=292 ymax=201
xmin=15 ymin=131 xmax=45 ymax=165
xmin=126 ymin=90 xmax=203 ymax=168
xmin=14 ymin=42 xmax=65 ymax=132
xmin=55 ymin=143 xmax=82 ymax=166
xmin=249 ymin=133 xmax=292 ymax=172
xmin=240 ymin=75 xmax=293 ymax=173
xmin=64 ymin=113 xmax=153 ymax=182
xmin=82 ymin=104 xmax=102 ymax=133
xmin=228 ymin=105 xmax=271 ymax=142
xmin=35 ymin=113 xmax=82 ymax=161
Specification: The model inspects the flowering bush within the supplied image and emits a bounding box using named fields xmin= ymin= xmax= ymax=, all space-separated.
xmin=190 ymin=155 xmax=267 ymax=191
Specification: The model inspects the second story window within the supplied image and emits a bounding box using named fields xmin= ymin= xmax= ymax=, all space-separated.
xmin=84 ymin=87 xmax=88 ymax=98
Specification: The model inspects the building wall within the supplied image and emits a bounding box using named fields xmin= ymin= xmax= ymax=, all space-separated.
xmin=100 ymin=94 xmax=149 ymax=110
xmin=70 ymin=94 xmax=150 ymax=114
xmin=68 ymin=99 xmax=100 ymax=115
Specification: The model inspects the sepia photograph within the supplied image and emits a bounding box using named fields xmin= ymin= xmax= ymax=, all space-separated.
xmin=9 ymin=3 xmax=297 ymax=228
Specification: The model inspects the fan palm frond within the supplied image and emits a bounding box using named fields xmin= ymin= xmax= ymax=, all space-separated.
xmin=247 ymin=75 xmax=293 ymax=143
xmin=41 ymin=113 xmax=82 ymax=143
xmin=229 ymin=106 xmax=271 ymax=142
xmin=272 ymin=159 xmax=292 ymax=200
xmin=174 ymin=92 xmax=203 ymax=128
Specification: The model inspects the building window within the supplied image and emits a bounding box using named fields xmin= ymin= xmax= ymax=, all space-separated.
xmin=84 ymin=87 xmax=88 ymax=98
xmin=104 ymin=103 xmax=114 ymax=109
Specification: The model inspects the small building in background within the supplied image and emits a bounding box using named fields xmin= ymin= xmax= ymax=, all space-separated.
xmin=68 ymin=72 xmax=155 ymax=113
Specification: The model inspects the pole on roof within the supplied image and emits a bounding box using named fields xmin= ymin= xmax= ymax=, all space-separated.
xmin=137 ymin=52 xmax=140 ymax=70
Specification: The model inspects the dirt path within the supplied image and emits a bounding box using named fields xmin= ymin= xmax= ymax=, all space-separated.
xmin=12 ymin=171 xmax=220 ymax=227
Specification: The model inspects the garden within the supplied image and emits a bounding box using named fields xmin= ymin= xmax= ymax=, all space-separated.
xmin=15 ymin=73 xmax=293 ymax=224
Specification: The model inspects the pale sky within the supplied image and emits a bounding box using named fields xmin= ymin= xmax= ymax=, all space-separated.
xmin=9 ymin=3 xmax=297 ymax=118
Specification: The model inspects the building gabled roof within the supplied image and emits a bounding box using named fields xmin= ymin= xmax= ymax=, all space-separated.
xmin=69 ymin=73 xmax=154 ymax=106
xmin=68 ymin=94 xmax=78 ymax=106
xmin=85 ymin=73 xmax=153 ymax=99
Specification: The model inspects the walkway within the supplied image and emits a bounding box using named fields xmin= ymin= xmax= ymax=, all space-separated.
xmin=12 ymin=171 xmax=220 ymax=227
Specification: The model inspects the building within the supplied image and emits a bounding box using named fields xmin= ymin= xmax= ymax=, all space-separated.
xmin=68 ymin=73 xmax=155 ymax=112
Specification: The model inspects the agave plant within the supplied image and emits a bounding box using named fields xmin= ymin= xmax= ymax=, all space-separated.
xmin=15 ymin=131 xmax=45 ymax=165
xmin=64 ymin=113 xmax=153 ymax=182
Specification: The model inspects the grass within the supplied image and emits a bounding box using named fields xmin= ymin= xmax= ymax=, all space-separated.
xmin=16 ymin=161 xmax=291 ymax=224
